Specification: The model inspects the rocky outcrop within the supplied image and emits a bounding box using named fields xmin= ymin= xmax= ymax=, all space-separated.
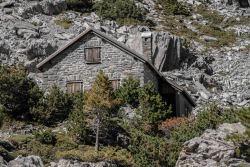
xmin=49 ymin=160 xmax=118 ymax=167
xmin=0 ymin=155 xmax=118 ymax=167
xmin=17 ymin=0 xmax=67 ymax=19
xmin=176 ymin=123 xmax=250 ymax=167
xmin=8 ymin=156 xmax=44 ymax=167
xmin=0 ymin=156 xmax=8 ymax=167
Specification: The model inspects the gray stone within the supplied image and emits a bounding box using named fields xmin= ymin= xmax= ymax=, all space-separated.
xmin=40 ymin=0 xmax=67 ymax=16
xmin=0 ymin=156 xmax=7 ymax=167
xmin=26 ymin=39 xmax=57 ymax=60
xmin=176 ymin=123 xmax=249 ymax=167
xmin=201 ymin=35 xmax=218 ymax=42
xmin=13 ymin=22 xmax=39 ymax=39
xmin=8 ymin=156 xmax=44 ymax=167
xmin=49 ymin=160 xmax=118 ymax=167
xmin=0 ymin=0 xmax=14 ymax=8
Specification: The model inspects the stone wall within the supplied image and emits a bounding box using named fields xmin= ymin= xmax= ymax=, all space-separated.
xmin=36 ymin=32 xmax=158 ymax=91
xmin=143 ymin=63 xmax=159 ymax=89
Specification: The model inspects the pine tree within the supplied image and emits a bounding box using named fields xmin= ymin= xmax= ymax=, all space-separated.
xmin=137 ymin=82 xmax=172 ymax=135
xmin=84 ymin=71 xmax=118 ymax=151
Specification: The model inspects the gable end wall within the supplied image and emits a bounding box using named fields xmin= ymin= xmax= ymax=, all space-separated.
xmin=36 ymin=33 xmax=159 ymax=91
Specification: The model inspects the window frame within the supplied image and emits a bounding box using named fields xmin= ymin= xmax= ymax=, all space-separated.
xmin=84 ymin=47 xmax=101 ymax=64
xmin=66 ymin=81 xmax=83 ymax=94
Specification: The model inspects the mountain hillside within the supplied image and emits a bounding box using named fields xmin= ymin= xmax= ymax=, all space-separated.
xmin=0 ymin=0 xmax=250 ymax=167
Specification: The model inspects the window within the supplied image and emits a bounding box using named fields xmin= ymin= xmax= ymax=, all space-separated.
xmin=66 ymin=81 xmax=83 ymax=93
xmin=111 ymin=80 xmax=120 ymax=91
xmin=85 ymin=47 xmax=101 ymax=63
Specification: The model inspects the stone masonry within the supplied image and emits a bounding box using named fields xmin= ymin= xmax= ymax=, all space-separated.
xmin=36 ymin=32 xmax=159 ymax=91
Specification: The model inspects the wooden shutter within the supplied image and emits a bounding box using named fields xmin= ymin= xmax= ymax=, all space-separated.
xmin=85 ymin=48 xmax=93 ymax=62
xmin=85 ymin=48 xmax=101 ymax=63
xmin=66 ymin=82 xmax=83 ymax=93
xmin=93 ymin=48 xmax=101 ymax=62
xmin=66 ymin=83 xmax=73 ymax=93
xmin=74 ymin=82 xmax=82 ymax=92
xmin=111 ymin=80 xmax=120 ymax=91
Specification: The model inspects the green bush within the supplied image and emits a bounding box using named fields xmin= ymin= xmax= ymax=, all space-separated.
xmin=26 ymin=140 xmax=55 ymax=164
xmin=0 ymin=146 xmax=15 ymax=161
xmin=31 ymin=85 xmax=73 ymax=125
xmin=124 ymin=104 xmax=240 ymax=167
xmin=137 ymin=82 xmax=172 ymax=135
xmin=0 ymin=65 xmax=43 ymax=119
xmin=8 ymin=134 xmax=34 ymax=153
xmin=221 ymin=108 xmax=250 ymax=162
xmin=66 ymin=0 xmax=93 ymax=11
xmin=116 ymin=76 xmax=140 ymax=108
xmin=158 ymin=0 xmax=190 ymax=16
xmin=68 ymin=92 xmax=88 ymax=142
xmin=165 ymin=104 xmax=239 ymax=166
xmin=94 ymin=0 xmax=146 ymax=25
xmin=55 ymin=146 xmax=134 ymax=166
xmin=55 ymin=17 xmax=73 ymax=29
xmin=55 ymin=133 xmax=78 ymax=150
xmin=128 ymin=129 xmax=169 ymax=167
xmin=196 ymin=5 xmax=224 ymax=25
xmin=35 ymin=130 xmax=57 ymax=145
xmin=0 ymin=105 xmax=4 ymax=128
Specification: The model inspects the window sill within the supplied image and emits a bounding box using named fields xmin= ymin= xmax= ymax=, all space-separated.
xmin=85 ymin=62 xmax=102 ymax=64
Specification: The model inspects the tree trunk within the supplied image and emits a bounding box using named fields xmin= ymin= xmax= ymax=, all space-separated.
xmin=95 ymin=116 xmax=100 ymax=152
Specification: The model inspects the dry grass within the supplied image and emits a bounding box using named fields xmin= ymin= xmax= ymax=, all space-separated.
xmin=55 ymin=146 xmax=134 ymax=166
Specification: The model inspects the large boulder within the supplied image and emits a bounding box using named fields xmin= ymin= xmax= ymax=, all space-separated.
xmin=40 ymin=0 xmax=67 ymax=15
xmin=8 ymin=156 xmax=44 ymax=167
xmin=13 ymin=22 xmax=40 ymax=39
xmin=126 ymin=31 xmax=193 ymax=72
xmin=176 ymin=123 xmax=250 ymax=167
xmin=17 ymin=0 xmax=67 ymax=19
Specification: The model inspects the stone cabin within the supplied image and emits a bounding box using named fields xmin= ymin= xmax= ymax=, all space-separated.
xmin=36 ymin=28 xmax=195 ymax=116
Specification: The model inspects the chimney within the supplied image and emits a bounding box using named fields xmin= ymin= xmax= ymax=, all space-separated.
xmin=141 ymin=32 xmax=152 ymax=63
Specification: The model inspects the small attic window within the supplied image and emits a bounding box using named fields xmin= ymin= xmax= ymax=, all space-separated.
xmin=85 ymin=47 xmax=101 ymax=64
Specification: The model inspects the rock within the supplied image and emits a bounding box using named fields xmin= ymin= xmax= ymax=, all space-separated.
xmin=176 ymin=123 xmax=249 ymax=167
xmin=41 ymin=0 xmax=67 ymax=16
xmin=0 ymin=41 xmax=10 ymax=55
xmin=218 ymin=122 xmax=246 ymax=134
xmin=17 ymin=0 xmax=67 ymax=19
xmin=0 ymin=0 xmax=14 ymax=8
xmin=17 ymin=2 xmax=43 ymax=19
xmin=117 ymin=35 xmax=127 ymax=43
xmin=8 ymin=156 xmax=44 ymax=167
xmin=49 ymin=160 xmax=118 ymax=167
xmin=193 ymin=57 xmax=213 ymax=75
xmin=30 ymin=16 xmax=44 ymax=26
xmin=0 ymin=156 xmax=7 ymax=167
xmin=54 ymin=33 xmax=74 ymax=40
xmin=26 ymin=39 xmax=57 ymax=60
xmin=13 ymin=22 xmax=39 ymax=39
xmin=201 ymin=35 xmax=218 ymax=42
xmin=116 ymin=26 xmax=128 ymax=34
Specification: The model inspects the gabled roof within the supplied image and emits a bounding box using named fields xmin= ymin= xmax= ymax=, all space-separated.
xmin=36 ymin=28 xmax=147 ymax=69
xmin=36 ymin=27 xmax=195 ymax=106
